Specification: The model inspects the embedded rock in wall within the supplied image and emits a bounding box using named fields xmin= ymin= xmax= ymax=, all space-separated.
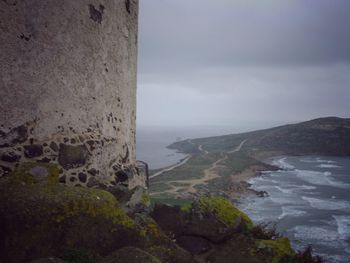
xmin=0 ymin=0 xmax=145 ymax=189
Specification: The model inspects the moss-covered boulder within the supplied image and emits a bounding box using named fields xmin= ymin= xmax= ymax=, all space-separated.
xmin=184 ymin=196 xmax=253 ymax=243
xmin=256 ymin=237 xmax=295 ymax=263
xmin=101 ymin=247 xmax=161 ymax=263
xmin=151 ymin=196 xmax=255 ymax=256
xmin=0 ymin=172 xmax=143 ymax=262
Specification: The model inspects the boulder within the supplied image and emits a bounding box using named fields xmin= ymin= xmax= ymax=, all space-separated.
xmin=255 ymin=237 xmax=295 ymax=263
xmin=151 ymin=204 xmax=188 ymax=237
xmin=184 ymin=197 xmax=253 ymax=243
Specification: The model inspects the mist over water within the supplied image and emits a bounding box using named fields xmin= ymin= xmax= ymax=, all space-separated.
xmin=238 ymin=156 xmax=350 ymax=263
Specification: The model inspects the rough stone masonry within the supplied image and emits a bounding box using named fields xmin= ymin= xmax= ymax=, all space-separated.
xmin=0 ymin=0 xmax=147 ymax=189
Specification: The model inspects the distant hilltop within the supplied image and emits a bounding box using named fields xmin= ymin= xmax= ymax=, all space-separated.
xmin=169 ymin=117 xmax=350 ymax=157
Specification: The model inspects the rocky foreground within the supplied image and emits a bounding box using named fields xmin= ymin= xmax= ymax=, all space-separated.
xmin=0 ymin=162 xmax=322 ymax=263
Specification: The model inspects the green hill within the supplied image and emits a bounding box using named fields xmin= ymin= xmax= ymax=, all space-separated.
xmin=169 ymin=117 xmax=350 ymax=157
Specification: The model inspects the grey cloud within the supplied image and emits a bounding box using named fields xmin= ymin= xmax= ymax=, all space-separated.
xmin=139 ymin=0 xmax=350 ymax=73
xmin=137 ymin=0 xmax=350 ymax=127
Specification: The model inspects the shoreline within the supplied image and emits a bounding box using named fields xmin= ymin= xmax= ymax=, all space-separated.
xmin=149 ymin=155 xmax=191 ymax=179
xmin=149 ymin=144 xmax=282 ymax=201
xmin=228 ymin=162 xmax=279 ymax=202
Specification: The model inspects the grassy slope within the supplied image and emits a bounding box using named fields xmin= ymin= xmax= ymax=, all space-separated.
xmin=170 ymin=117 xmax=350 ymax=156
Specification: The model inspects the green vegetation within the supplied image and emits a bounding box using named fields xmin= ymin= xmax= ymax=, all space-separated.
xmin=198 ymin=196 xmax=253 ymax=229
xmin=171 ymin=117 xmax=350 ymax=157
xmin=223 ymin=152 xmax=264 ymax=173
xmin=141 ymin=193 xmax=151 ymax=205
xmin=257 ymin=238 xmax=295 ymax=263
xmin=180 ymin=202 xmax=193 ymax=213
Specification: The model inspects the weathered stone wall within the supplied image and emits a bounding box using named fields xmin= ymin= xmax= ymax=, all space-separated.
xmin=0 ymin=0 xmax=145 ymax=188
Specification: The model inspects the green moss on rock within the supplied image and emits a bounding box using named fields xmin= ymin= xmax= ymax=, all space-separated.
xmin=198 ymin=196 xmax=253 ymax=229
xmin=0 ymin=178 xmax=141 ymax=262
xmin=257 ymin=237 xmax=295 ymax=263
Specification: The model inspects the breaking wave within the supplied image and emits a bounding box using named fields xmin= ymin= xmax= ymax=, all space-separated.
xmin=301 ymin=157 xmax=337 ymax=164
xmin=302 ymin=196 xmax=350 ymax=211
xmin=278 ymin=206 xmax=307 ymax=220
xmin=272 ymin=157 xmax=295 ymax=170
xmin=317 ymin=164 xmax=342 ymax=169
xmin=293 ymin=225 xmax=339 ymax=242
xmin=333 ymin=215 xmax=350 ymax=240
xmin=295 ymin=170 xmax=349 ymax=188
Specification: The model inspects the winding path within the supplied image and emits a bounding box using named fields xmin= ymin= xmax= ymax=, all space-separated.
xmin=228 ymin=139 xmax=247 ymax=153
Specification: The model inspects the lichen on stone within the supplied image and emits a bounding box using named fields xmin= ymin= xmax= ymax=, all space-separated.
xmin=10 ymin=162 xmax=59 ymax=186
xmin=0 ymin=176 xmax=141 ymax=262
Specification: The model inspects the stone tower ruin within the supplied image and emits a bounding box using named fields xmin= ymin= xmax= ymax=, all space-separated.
xmin=0 ymin=0 xmax=146 ymax=189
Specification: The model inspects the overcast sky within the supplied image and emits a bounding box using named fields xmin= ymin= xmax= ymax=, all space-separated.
xmin=137 ymin=0 xmax=350 ymax=128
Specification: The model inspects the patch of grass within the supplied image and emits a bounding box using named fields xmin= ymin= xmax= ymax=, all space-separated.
xmin=223 ymin=152 xmax=263 ymax=173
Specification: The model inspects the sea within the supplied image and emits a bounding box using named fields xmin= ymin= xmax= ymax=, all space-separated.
xmin=238 ymin=156 xmax=350 ymax=263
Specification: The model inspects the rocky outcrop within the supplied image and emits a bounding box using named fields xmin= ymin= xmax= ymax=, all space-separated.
xmin=151 ymin=197 xmax=301 ymax=263
xmin=152 ymin=196 xmax=253 ymax=245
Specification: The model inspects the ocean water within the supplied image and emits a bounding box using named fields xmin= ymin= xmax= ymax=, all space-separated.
xmin=136 ymin=127 xmax=187 ymax=170
xmin=238 ymin=156 xmax=350 ymax=263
